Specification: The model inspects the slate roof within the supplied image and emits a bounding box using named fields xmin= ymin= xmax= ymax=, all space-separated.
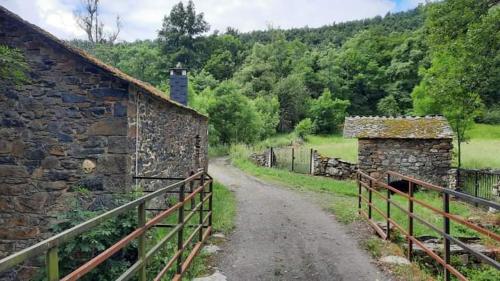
xmin=343 ymin=116 xmax=454 ymax=139
xmin=0 ymin=5 xmax=206 ymax=119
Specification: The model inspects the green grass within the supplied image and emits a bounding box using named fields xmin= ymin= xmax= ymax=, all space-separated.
xmin=148 ymin=181 xmax=236 ymax=280
xmin=305 ymin=135 xmax=358 ymax=162
xmin=231 ymin=144 xmax=490 ymax=238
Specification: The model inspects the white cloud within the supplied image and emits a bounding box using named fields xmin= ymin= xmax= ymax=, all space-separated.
xmin=1 ymin=0 xmax=426 ymax=42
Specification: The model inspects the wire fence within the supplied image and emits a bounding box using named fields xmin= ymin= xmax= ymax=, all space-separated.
xmin=457 ymin=169 xmax=500 ymax=201
xmin=271 ymin=146 xmax=313 ymax=174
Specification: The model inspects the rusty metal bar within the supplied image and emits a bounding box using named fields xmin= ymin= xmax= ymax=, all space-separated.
xmin=386 ymin=174 xmax=391 ymax=240
xmin=358 ymin=170 xmax=500 ymax=280
xmin=359 ymin=210 xmax=387 ymax=239
xmin=443 ymin=193 xmax=451 ymax=281
xmin=199 ymin=174 xmax=205 ymax=242
xmin=209 ymin=180 xmax=213 ymax=227
xmin=408 ymin=181 xmax=414 ymax=262
xmin=176 ymin=183 xmax=185 ymax=275
xmin=137 ymin=202 xmax=147 ymax=281
xmin=172 ymin=226 xmax=212 ymax=281
xmin=59 ymin=178 xmax=211 ymax=281
xmin=0 ymin=171 xmax=205 ymax=273
xmin=368 ymin=179 xmax=373 ymax=219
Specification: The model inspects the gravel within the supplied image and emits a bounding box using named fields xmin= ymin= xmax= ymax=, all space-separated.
xmin=208 ymin=158 xmax=390 ymax=281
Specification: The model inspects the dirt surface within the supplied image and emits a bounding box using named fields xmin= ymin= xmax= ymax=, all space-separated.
xmin=208 ymin=158 xmax=390 ymax=281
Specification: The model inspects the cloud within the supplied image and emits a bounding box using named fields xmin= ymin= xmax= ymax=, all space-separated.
xmin=0 ymin=0 xmax=427 ymax=41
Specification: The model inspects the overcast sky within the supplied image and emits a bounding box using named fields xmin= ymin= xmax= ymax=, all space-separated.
xmin=0 ymin=0 xmax=428 ymax=42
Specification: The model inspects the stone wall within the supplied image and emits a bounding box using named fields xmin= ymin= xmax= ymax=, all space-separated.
xmin=249 ymin=150 xmax=272 ymax=167
xmin=311 ymin=151 xmax=358 ymax=180
xmin=129 ymin=85 xmax=209 ymax=179
xmin=0 ymin=8 xmax=208 ymax=268
xmin=358 ymin=138 xmax=452 ymax=186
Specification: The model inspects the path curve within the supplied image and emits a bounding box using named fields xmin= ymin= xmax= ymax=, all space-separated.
xmin=208 ymin=158 xmax=389 ymax=281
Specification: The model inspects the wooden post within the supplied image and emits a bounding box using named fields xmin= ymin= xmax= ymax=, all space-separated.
xmin=291 ymin=147 xmax=295 ymax=172
xmin=46 ymin=247 xmax=59 ymax=281
xmin=138 ymin=202 xmax=146 ymax=281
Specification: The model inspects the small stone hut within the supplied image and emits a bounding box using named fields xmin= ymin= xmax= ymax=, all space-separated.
xmin=343 ymin=116 xmax=453 ymax=186
xmin=0 ymin=6 xmax=208 ymax=260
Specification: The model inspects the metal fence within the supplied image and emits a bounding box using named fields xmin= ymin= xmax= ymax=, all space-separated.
xmin=271 ymin=147 xmax=313 ymax=174
xmin=0 ymin=170 xmax=213 ymax=281
xmin=457 ymin=169 xmax=500 ymax=200
xmin=357 ymin=170 xmax=500 ymax=281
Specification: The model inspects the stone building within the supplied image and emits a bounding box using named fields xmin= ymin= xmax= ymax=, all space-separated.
xmin=343 ymin=116 xmax=453 ymax=186
xmin=0 ymin=6 xmax=208 ymax=260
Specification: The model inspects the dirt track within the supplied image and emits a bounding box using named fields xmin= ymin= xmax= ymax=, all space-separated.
xmin=208 ymin=158 xmax=389 ymax=281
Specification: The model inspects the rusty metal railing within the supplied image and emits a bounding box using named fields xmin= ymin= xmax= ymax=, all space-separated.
xmin=0 ymin=170 xmax=213 ymax=281
xmin=357 ymin=170 xmax=500 ymax=281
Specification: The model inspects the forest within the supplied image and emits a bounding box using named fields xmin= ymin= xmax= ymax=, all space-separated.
xmin=66 ymin=0 xmax=499 ymax=147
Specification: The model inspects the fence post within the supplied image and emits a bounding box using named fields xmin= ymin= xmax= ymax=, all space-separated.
xmin=443 ymin=192 xmax=451 ymax=281
xmin=270 ymin=147 xmax=274 ymax=168
xmin=475 ymin=171 xmax=479 ymax=206
xmin=310 ymin=148 xmax=314 ymax=175
xmin=386 ymin=174 xmax=391 ymax=240
xmin=199 ymin=173 xmax=205 ymax=242
xmin=408 ymin=181 xmax=414 ymax=261
xmin=209 ymin=179 xmax=213 ymax=227
xmin=291 ymin=147 xmax=295 ymax=172
xmin=177 ymin=183 xmax=185 ymax=275
xmin=46 ymin=246 xmax=59 ymax=281
xmin=138 ymin=202 xmax=146 ymax=281
xmin=368 ymin=179 xmax=373 ymax=220
xmin=357 ymin=173 xmax=362 ymax=211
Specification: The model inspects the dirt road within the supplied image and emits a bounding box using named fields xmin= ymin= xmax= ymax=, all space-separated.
xmin=208 ymin=158 xmax=389 ymax=281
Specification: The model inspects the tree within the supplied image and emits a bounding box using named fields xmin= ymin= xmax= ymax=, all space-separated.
xmin=204 ymin=50 xmax=235 ymax=81
xmin=206 ymin=81 xmax=262 ymax=144
xmin=377 ymin=95 xmax=401 ymax=116
xmin=254 ymin=96 xmax=280 ymax=138
xmin=273 ymin=74 xmax=310 ymax=132
xmin=309 ymin=89 xmax=350 ymax=134
xmin=294 ymin=118 xmax=314 ymax=140
xmin=158 ymin=0 xmax=209 ymax=68
xmin=74 ymin=0 xmax=122 ymax=44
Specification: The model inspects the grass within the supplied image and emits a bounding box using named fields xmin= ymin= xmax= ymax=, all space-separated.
xmin=230 ymin=145 xmax=498 ymax=281
xmin=148 ymin=181 xmax=236 ymax=280
xmin=231 ymin=145 xmax=486 ymax=237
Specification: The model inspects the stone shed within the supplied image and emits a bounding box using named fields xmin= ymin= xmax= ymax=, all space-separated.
xmin=343 ymin=116 xmax=453 ymax=186
xmin=0 ymin=6 xmax=208 ymax=259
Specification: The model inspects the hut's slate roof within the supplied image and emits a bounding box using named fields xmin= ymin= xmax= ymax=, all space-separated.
xmin=0 ymin=5 xmax=206 ymax=119
xmin=343 ymin=116 xmax=454 ymax=139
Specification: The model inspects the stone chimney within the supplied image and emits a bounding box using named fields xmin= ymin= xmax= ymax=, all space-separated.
xmin=169 ymin=64 xmax=188 ymax=105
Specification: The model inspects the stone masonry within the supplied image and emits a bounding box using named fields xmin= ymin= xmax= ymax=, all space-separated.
xmin=311 ymin=150 xmax=358 ymax=180
xmin=0 ymin=5 xmax=208 ymax=264
xmin=344 ymin=116 xmax=453 ymax=186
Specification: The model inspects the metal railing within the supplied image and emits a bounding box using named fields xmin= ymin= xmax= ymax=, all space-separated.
xmin=457 ymin=168 xmax=500 ymax=200
xmin=357 ymin=170 xmax=500 ymax=281
xmin=270 ymin=146 xmax=313 ymax=174
xmin=0 ymin=170 xmax=213 ymax=281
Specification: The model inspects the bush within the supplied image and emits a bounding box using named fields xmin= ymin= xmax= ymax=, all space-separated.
xmin=309 ymin=89 xmax=350 ymax=134
xmin=476 ymin=106 xmax=500 ymax=124
xmin=294 ymin=118 xmax=314 ymax=140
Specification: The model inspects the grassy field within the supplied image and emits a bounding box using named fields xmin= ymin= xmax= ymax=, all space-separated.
xmin=256 ymin=123 xmax=500 ymax=169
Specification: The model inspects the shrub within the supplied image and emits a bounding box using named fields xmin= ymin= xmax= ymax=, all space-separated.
xmin=476 ymin=106 xmax=500 ymax=124
xmin=309 ymin=89 xmax=350 ymax=133
xmin=294 ymin=118 xmax=314 ymax=140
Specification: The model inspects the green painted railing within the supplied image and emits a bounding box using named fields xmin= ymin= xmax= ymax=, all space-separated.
xmin=0 ymin=170 xmax=213 ymax=281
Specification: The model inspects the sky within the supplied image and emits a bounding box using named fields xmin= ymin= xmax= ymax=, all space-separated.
xmin=0 ymin=0 xmax=429 ymax=42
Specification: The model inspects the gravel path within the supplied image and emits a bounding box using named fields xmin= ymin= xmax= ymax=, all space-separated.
xmin=208 ymin=158 xmax=389 ymax=281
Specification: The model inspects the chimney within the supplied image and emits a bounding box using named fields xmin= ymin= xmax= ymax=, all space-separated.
xmin=169 ymin=64 xmax=188 ymax=106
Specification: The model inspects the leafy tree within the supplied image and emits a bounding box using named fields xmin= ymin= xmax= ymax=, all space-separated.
xmin=0 ymin=45 xmax=29 ymax=85
xmin=309 ymin=89 xmax=350 ymax=133
xmin=158 ymin=0 xmax=209 ymax=68
xmin=204 ymin=50 xmax=235 ymax=81
xmin=190 ymin=69 xmax=218 ymax=93
xmin=254 ymin=96 xmax=280 ymax=138
xmin=377 ymin=95 xmax=401 ymax=116
xmin=294 ymin=118 xmax=314 ymax=140
xmin=273 ymin=74 xmax=310 ymax=132
xmin=206 ymin=81 xmax=262 ymax=144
